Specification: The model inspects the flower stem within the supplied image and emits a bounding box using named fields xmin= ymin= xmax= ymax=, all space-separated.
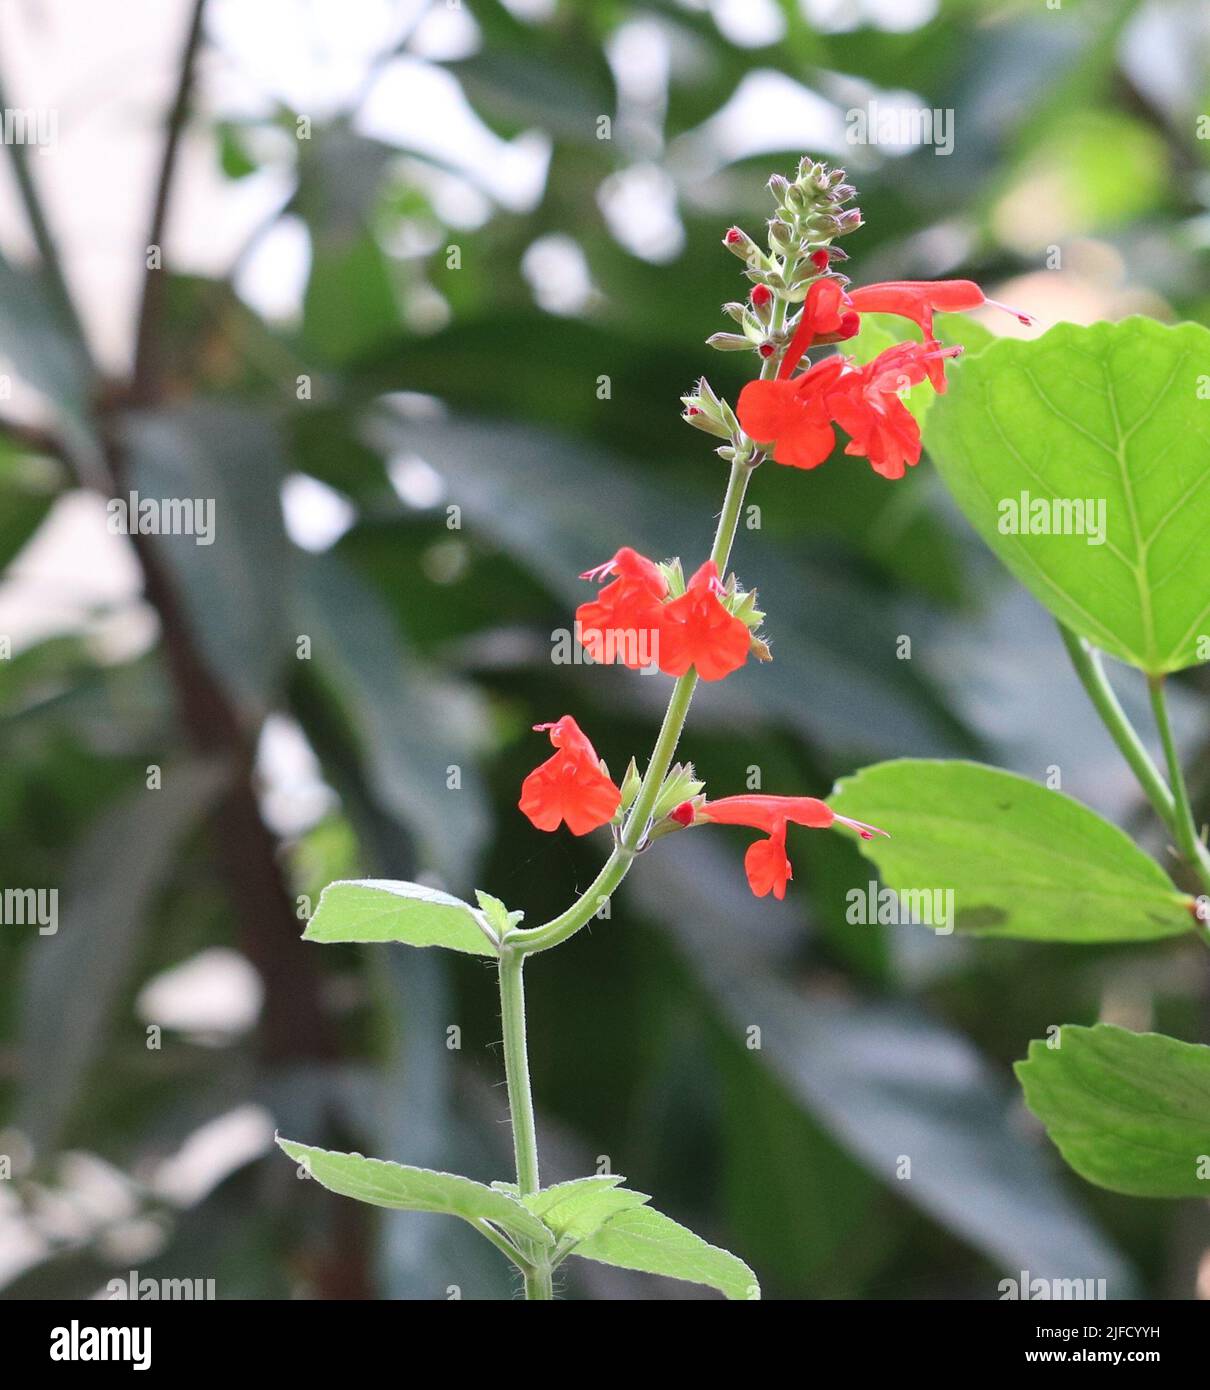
xmin=497 ymin=946 xmax=553 ymax=1298
xmin=1058 ymin=624 xmax=1177 ymax=836
xmin=1146 ymin=675 xmax=1210 ymax=899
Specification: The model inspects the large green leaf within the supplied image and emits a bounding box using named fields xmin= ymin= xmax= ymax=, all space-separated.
xmin=1016 ymin=1024 xmax=1210 ymax=1197
xmin=303 ymin=879 xmax=496 ymax=956
xmin=570 ymin=1204 xmax=759 ymax=1301
xmin=925 ymin=318 xmax=1210 ymax=674
xmin=829 ymin=759 xmax=1192 ymax=942
xmin=276 ymin=1139 xmax=551 ymax=1246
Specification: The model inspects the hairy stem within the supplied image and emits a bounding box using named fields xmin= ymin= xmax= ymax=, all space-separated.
xmin=498 ymin=947 xmax=553 ymax=1298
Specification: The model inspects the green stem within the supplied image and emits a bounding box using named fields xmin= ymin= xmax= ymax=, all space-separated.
xmin=498 ymin=947 xmax=552 ymax=1298
xmin=510 ymin=292 xmax=784 ymax=958
xmin=1147 ymin=676 xmax=1210 ymax=898
xmin=1058 ymin=624 xmax=1177 ymax=836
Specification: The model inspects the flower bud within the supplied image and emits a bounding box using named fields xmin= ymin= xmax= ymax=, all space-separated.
xmin=767 ymin=218 xmax=795 ymax=253
xmin=705 ymin=331 xmax=752 ymax=351
xmin=750 ymin=283 xmax=773 ymax=309
xmin=723 ymin=226 xmax=758 ymax=260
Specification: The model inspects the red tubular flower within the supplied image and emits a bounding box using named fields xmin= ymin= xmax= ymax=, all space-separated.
xmin=697 ymin=794 xmax=887 ymax=899
xmin=518 ymin=715 xmax=621 ymax=836
xmin=846 ymin=279 xmax=1036 ymax=340
xmin=777 ymin=278 xmax=859 ymax=380
xmin=657 ymin=560 xmax=751 ymax=681
xmin=576 ymin=547 xmax=667 ymax=669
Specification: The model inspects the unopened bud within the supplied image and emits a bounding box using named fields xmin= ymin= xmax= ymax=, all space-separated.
xmin=758 ymin=343 xmax=776 ymax=359
xmin=751 ymin=283 xmax=773 ymax=309
xmin=810 ymin=248 xmax=831 ymax=271
xmin=723 ymin=226 xmax=757 ymax=260
xmin=705 ymin=332 xmax=752 ymax=351
xmin=668 ymin=801 xmax=696 ymax=827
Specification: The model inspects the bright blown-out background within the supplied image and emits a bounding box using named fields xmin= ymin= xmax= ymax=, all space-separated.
xmin=1 ymin=0 xmax=1209 ymax=1300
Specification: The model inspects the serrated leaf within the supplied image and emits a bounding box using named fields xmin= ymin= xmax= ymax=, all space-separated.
xmin=570 ymin=1204 xmax=759 ymax=1300
xmin=522 ymin=1176 xmax=650 ymax=1244
xmin=829 ymin=759 xmax=1192 ymax=942
xmin=303 ymin=879 xmax=496 ymax=956
xmin=1015 ymin=1024 xmax=1210 ymax=1197
xmin=276 ymin=1139 xmax=551 ymax=1245
xmin=925 ymin=318 xmax=1210 ymax=674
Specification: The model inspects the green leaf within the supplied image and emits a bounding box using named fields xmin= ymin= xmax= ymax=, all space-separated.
xmin=303 ymin=879 xmax=497 ymax=956
xmin=925 ymin=318 xmax=1210 ymax=674
xmin=301 ymin=554 xmax=491 ymax=882
xmin=570 ymin=1204 xmax=759 ymax=1300
xmin=121 ymin=402 xmax=291 ymax=715
xmin=19 ymin=761 xmax=228 ymax=1148
xmin=829 ymin=759 xmax=1193 ymax=942
xmin=276 ymin=1139 xmax=552 ymax=1246
xmin=522 ymin=1176 xmax=650 ymax=1245
xmin=1015 ymin=1024 xmax=1210 ymax=1197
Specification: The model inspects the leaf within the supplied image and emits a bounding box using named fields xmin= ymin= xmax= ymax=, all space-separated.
xmin=522 ymin=1176 xmax=650 ymax=1245
xmin=570 ymin=1204 xmax=759 ymax=1300
xmin=924 ymin=318 xmax=1210 ymax=674
xmin=18 ymin=760 xmax=228 ymax=1149
xmin=1016 ymin=1024 xmax=1210 ymax=1197
xmin=301 ymin=554 xmax=490 ymax=882
xmin=277 ymin=1139 xmax=553 ymax=1247
xmin=632 ymin=836 xmax=1137 ymax=1291
xmin=120 ymin=402 xmax=291 ymax=715
xmin=829 ymin=759 xmax=1192 ymax=942
xmin=303 ymin=879 xmax=496 ymax=956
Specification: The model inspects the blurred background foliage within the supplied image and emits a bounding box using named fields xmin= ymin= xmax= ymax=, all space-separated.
xmin=1 ymin=0 xmax=1209 ymax=1299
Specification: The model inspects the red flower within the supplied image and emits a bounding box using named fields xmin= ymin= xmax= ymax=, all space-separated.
xmin=518 ymin=716 xmax=621 ymax=836
xmin=745 ymin=824 xmax=793 ymax=899
xmin=777 ymin=277 xmax=860 ymax=379
xmin=576 ymin=547 xmax=667 ymax=669
xmin=738 ymin=338 xmax=961 ymax=478
xmin=657 ymin=560 xmax=751 ymax=682
xmin=846 ymin=279 xmax=1035 ymax=339
xmin=735 ymin=355 xmax=846 ymax=470
xmin=829 ymin=339 xmax=962 ymax=480
xmin=692 ymin=794 xmax=887 ymax=899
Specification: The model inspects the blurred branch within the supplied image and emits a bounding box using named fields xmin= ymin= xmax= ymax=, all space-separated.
xmin=0 ymin=74 xmax=91 ymax=357
xmin=130 ymin=0 xmax=207 ymax=406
